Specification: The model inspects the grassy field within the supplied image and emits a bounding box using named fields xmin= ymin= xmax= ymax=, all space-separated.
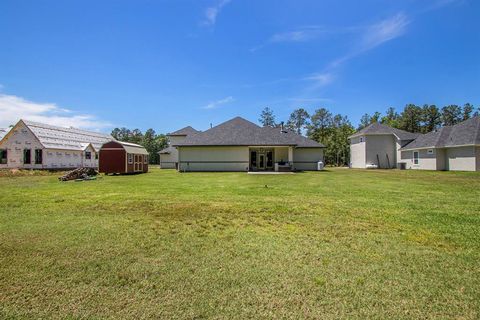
xmin=0 ymin=168 xmax=479 ymax=319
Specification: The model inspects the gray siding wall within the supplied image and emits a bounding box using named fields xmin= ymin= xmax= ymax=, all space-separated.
xmin=293 ymin=148 xmax=324 ymax=171
xmin=178 ymin=146 xmax=249 ymax=171
xmin=365 ymin=135 xmax=397 ymax=168
xmin=159 ymin=153 xmax=177 ymax=169
xmin=159 ymin=135 xmax=188 ymax=169
xmin=446 ymin=146 xmax=476 ymax=171
xmin=476 ymin=146 xmax=480 ymax=171
xmin=350 ymin=136 xmax=366 ymax=168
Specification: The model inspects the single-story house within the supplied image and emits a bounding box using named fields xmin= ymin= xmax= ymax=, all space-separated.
xmin=159 ymin=126 xmax=200 ymax=169
xmin=172 ymin=116 xmax=325 ymax=172
xmin=349 ymin=116 xmax=480 ymax=171
xmin=348 ymin=123 xmax=420 ymax=169
xmin=0 ymin=119 xmax=112 ymax=170
xmin=399 ymin=116 xmax=480 ymax=171
xmin=99 ymin=140 xmax=149 ymax=174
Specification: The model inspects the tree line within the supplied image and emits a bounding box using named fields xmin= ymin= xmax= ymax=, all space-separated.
xmin=259 ymin=107 xmax=354 ymax=166
xmin=358 ymin=103 xmax=478 ymax=133
xmin=110 ymin=128 xmax=168 ymax=164
xmin=110 ymin=103 xmax=477 ymax=166
xmin=259 ymin=103 xmax=478 ymax=166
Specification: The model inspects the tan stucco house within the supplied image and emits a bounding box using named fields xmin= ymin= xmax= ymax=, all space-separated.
xmin=159 ymin=126 xmax=199 ymax=169
xmin=349 ymin=116 xmax=480 ymax=171
xmin=349 ymin=123 xmax=419 ymax=169
xmin=169 ymin=117 xmax=325 ymax=172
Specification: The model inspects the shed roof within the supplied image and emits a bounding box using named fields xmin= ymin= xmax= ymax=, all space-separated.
xmin=21 ymin=120 xmax=113 ymax=152
xmin=168 ymin=126 xmax=200 ymax=136
xmin=174 ymin=117 xmax=324 ymax=148
xmin=349 ymin=122 xmax=420 ymax=140
xmin=113 ymin=141 xmax=149 ymax=155
xmin=401 ymin=116 xmax=480 ymax=150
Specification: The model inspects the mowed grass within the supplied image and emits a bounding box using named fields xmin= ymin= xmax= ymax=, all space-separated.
xmin=0 ymin=168 xmax=479 ymax=319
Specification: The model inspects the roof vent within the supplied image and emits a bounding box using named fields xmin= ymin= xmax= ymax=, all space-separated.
xmin=280 ymin=121 xmax=287 ymax=133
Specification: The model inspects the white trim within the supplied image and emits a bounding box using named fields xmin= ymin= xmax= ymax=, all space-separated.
xmin=413 ymin=151 xmax=419 ymax=165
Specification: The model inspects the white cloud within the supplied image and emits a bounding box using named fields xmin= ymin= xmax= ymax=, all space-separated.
xmin=202 ymin=0 xmax=231 ymax=26
xmin=269 ymin=26 xmax=329 ymax=43
xmin=329 ymin=12 xmax=410 ymax=68
xmin=202 ymin=96 xmax=234 ymax=109
xmin=303 ymin=73 xmax=334 ymax=89
xmin=0 ymin=93 xmax=111 ymax=130
xmin=361 ymin=13 xmax=410 ymax=51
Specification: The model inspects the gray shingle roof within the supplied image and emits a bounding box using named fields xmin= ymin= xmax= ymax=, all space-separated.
xmin=349 ymin=122 xmax=420 ymax=140
xmin=174 ymin=117 xmax=324 ymax=148
xmin=401 ymin=116 xmax=480 ymax=150
xmin=168 ymin=126 xmax=200 ymax=136
xmin=158 ymin=146 xmax=175 ymax=154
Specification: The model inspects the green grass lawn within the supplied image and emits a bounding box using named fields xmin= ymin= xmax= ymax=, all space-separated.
xmin=0 ymin=168 xmax=479 ymax=319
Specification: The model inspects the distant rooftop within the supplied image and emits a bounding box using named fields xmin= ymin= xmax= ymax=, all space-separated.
xmin=349 ymin=122 xmax=420 ymax=141
xmin=168 ymin=126 xmax=200 ymax=136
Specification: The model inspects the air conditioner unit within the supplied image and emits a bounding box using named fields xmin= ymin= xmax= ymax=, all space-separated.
xmin=317 ymin=161 xmax=324 ymax=171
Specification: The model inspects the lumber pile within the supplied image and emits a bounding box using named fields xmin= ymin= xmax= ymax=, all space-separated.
xmin=59 ymin=168 xmax=98 ymax=181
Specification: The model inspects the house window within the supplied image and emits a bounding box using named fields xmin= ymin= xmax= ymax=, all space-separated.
xmin=427 ymin=149 xmax=434 ymax=154
xmin=0 ymin=149 xmax=7 ymax=164
xmin=23 ymin=149 xmax=31 ymax=164
xmin=128 ymin=153 xmax=133 ymax=164
xmin=95 ymin=153 xmax=99 ymax=160
xmin=144 ymin=155 xmax=148 ymax=164
xmin=413 ymin=151 xmax=419 ymax=165
xmin=34 ymin=149 xmax=43 ymax=164
xmin=85 ymin=152 xmax=91 ymax=160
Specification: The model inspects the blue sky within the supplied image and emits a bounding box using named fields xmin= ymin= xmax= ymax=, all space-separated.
xmin=0 ymin=0 xmax=478 ymax=133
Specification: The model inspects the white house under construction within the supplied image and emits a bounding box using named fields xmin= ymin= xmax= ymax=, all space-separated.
xmin=0 ymin=120 xmax=112 ymax=170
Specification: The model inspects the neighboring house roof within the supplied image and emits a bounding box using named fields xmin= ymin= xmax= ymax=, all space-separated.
xmin=14 ymin=120 xmax=113 ymax=152
xmin=349 ymin=122 xmax=420 ymax=140
xmin=168 ymin=126 xmax=200 ymax=136
xmin=174 ymin=117 xmax=325 ymax=148
xmin=114 ymin=141 xmax=149 ymax=155
xmin=158 ymin=146 xmax=175 ymax=154
xmin=401 ymin=116 xmax=480 ymax=150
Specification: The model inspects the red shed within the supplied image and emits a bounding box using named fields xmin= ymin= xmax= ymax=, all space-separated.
xmin=99 ymin=141 xmax=149 ymax=174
